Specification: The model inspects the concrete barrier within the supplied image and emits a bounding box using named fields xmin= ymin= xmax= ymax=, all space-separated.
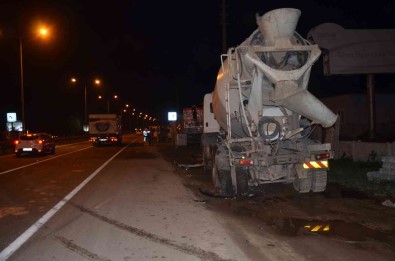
xmin=337 ymin=141 xmax=395 ymax=161
xmin=367 ymin=156 xmax=395 ymax=181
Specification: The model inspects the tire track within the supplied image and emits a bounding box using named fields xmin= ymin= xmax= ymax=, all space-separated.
xmin=55 ymin=235 xmax=111 ymax=261
xmin=70 ymin=201 xmax=235 ymax=261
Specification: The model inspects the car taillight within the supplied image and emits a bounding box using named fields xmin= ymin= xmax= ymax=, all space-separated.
xmin=38 ymin=140 xmax=43 ymax=144
xmin=14 ymin=140 xmax=20 ymax=145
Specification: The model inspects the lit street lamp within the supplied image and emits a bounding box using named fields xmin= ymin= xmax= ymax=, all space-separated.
xmin=98 ymin=94 xmax=118 ymax=113
xmin=19 ymin=25 xmax=50 ymax=133
xmin=70 ymin=77 xmax=101 ymax=127
xmin=120 ymin=104 xmax=134 ymax=130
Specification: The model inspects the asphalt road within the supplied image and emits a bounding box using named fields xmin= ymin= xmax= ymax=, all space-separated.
xmin=1 ymin=134 xmax=394 ymax=261
xmin=0 ymin=135 xmax=264 ymax=260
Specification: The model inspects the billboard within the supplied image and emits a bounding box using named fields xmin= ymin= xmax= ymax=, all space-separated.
xmin=7 ymin=121 xmax=23 ymax=131
xmin=307 ymin=23 xmax=395 ymax=75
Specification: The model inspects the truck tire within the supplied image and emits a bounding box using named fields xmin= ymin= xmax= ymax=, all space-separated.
xmin=211 ymin=164 xmax=220 ymax=188
xmin=215 ymin=145 xmax=234 ymax=196
xmin=236 ymin=167 xmax=249 ymax=196
xmin=203 ymin=145 xmax=213 ymax=175
xmin=218 ymin=169 xmax=234 ymax=196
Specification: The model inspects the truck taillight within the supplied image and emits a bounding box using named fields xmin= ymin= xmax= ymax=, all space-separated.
xmin=316 ymin=153 xmax=331 ymax=160
xmin=239 ymin=159 xmax=254 ymax=165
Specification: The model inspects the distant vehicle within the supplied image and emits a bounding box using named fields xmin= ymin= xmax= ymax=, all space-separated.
xmin=182 ymin=106 xmax=203 ymax=130
xmin=14 ymin=133 xmax=56 ymax=157
xmin=181 ymin=106 xmax=203 ymax=144
xmin=88 ymin=114 xmax=122 ymax=146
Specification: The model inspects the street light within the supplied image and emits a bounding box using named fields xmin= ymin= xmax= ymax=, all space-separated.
xmin=121 ymin=104 xmax=130 ymax=115
xmin=98 ymin=94 xmax=118 ymax=113
xmin=120 ymin=104 xmax=134 ymax=130
xmin=70 ymin=77 xmax=101 ymax=127
xmin=19 ymin=25 xmax=50 ymax=133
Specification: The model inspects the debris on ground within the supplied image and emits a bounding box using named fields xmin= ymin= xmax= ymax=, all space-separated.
xmin=174 ymin=161 xmax=203 ymax=170
xmin=382 ymin=199 xmax=395 ymax=208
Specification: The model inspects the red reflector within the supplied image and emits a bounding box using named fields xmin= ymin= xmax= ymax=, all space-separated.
xmin=317 ymin=153 xmax=330 ymax=159
xmin=239 ymin=159 xmax=254 ymax=165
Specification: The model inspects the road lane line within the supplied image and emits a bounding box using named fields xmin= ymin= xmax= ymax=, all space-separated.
xmin=0 ymin=147 xmax=93 ymax=176
xmin=0 ymin=144 xmax=129 ymax=260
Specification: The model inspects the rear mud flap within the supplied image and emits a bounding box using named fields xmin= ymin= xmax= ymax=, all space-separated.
xmin=311 ymin=170 xmax=327 ymax=192
xmin=293 ymin=164 xmax=311 ymax=193
xmin=293 ymin=164 xmax=327 ymax=193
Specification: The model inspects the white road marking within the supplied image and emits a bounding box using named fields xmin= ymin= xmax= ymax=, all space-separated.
xmin=0 ymin=147 xmax=93 ymax=176
xmin=0 ymin=144 xmax=129 ymax=260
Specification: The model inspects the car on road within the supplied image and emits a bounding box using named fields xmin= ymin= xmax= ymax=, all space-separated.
xmin=14 ymin=133 xmax=56 ymax=157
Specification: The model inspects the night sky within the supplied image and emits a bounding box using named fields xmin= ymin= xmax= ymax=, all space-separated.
xmin=1 ymin=0 xmax=394 ymax=135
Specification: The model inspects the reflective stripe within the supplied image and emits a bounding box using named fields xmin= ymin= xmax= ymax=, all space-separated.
xmin=311 ymin=225 xmax=322 ymax=232
xmin=303 ymin=160 xmax=328 ymax=169
xmin=323 ymin=225 xmax=330 ymax=231
xmin=304 ymin=224 xmax=330 ymax=232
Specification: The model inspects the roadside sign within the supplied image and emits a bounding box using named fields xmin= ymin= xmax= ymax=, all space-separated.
xmin=7 ymin=112 xmax=17 ymax=122
xmin=168 ymin=112 xmax=177 ymax=121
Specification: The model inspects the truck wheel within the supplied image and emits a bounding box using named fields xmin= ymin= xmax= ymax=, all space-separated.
xmin=236 ymin=167 xmax=249 ymax=196
xmin=215 ymin=145 xmax=235 ymax=196
xmin=293 ymin=171 xmax=312 ymax=193
xmin=211 ymin=161 xmax=220 ymax=188
xmin=311 ymin=170 xmax=327 ymax=192
xmin=218 ymin=169 xmax=234 ymax=196
xmin=203 ymin=145 xmax=212 ymax=174
xmin=203 ymin=145 xmax=216 ymax=175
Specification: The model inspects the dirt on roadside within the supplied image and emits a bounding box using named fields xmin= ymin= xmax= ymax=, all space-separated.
xmin=157 ymin=142 xmax=395 ymax=257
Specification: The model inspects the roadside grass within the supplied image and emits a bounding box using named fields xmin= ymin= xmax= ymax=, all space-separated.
xmin=328 ymin=157 xmax=395 ymax=198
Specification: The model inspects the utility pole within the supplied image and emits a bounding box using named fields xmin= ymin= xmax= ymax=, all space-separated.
xmin=221 ymin=0 xmax=227 ymax=54
xmin=367 ymin=74 xmax=376 ymax=139
xmin=19 ymin=38 xmax=25 ymax=133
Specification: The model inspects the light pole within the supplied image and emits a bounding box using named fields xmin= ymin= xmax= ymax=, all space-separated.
xmin=121 ymin=104 xmax=132 ymax=130
xmin=19 ymin=38 xmax=25 ymax=133
xmin=98 ymin=94 xmax=118 ymax=113
xmin=71 ymin=77 xmax=101 ymax=127
xmin=19 ymin=26 xmax=49 ymax=133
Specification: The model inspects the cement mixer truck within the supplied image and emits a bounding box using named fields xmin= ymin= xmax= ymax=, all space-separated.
xmin=202 ymin=8 xmax=338 ymax=196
